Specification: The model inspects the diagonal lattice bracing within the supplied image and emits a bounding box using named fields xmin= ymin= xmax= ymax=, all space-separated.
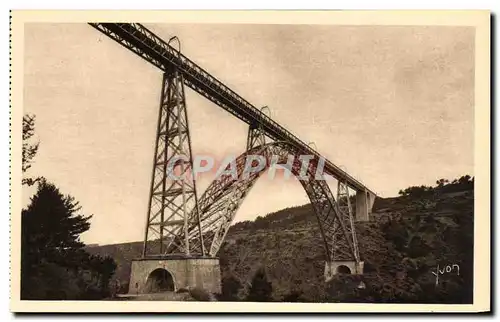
xmin=247 ymin=123 xmax=267 ymax=151
xmin=180 ymin=142 xmax=360 ymax=272
xmin=89 ymin=23 xmax=369 ymax=278
xmin=142 ymin=69 xmax=204 ymax=257
xmin=337 ymin=180 xmax=360 ymax=263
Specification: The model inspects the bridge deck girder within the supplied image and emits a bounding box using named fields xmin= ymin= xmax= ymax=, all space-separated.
xmin=89 ymin=22 xmax=375 ymax=195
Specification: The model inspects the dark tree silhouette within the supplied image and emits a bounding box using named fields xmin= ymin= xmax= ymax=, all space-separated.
xmin=247 ymin=267 xmax=273 ymax=302
xmin=22 ymin=181 xmax=91 ymax=250
xmin=20 ymin=115 xmax=116 ymax=299
xmin=21 ymin=181 xmax=116 ymax=299
xmin=220 ymin=274 xmax=242 ymax=301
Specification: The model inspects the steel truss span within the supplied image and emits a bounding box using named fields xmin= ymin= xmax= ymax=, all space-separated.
xmin=171 ymin=142 xmax=360 ymax=266
xmin=88 ymin=22 xmax=374 ymax=195
xmin=89 ymin=23 xmax=367 ymax=276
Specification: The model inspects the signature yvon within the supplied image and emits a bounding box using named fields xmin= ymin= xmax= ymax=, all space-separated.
xmin=431 ymin=263 xmax=460 ymax=285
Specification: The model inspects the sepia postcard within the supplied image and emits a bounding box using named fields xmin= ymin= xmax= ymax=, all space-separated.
xmin=10 ymin=10 xmax=490 ymax=313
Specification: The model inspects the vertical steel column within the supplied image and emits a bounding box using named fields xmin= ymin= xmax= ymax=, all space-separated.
xmin=336 ymin=180 xmax=361 ymax=267
xmin=142 ymin=67 xmax=204 ymax=257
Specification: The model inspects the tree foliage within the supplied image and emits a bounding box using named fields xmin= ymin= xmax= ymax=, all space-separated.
xmin=21 ymin=181 xmax=117 ymax=300
xmin=79 ymin=174 xmax=473 ymax=303
xmin=398 ymin=175 xmax=474 ymax=197
xmin=219 ymin=274 xmax=242 ymax=301
xmin=22 ymin=114 xmax=42 ymax=186
xmin=22 ymin=181 xmax=91 ymax=251
xmin=20 ymin=116 xmax=117 ymax=300
xmin=325 ymin=176 xmax=474 ymax=303
xmin=214 ymin=175 xmax=474 ymax=303
xmin=246 ymin=267 xmax=273 ymax=302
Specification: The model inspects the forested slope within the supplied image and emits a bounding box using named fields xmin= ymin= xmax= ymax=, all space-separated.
xmin=87 ymin=176 xmax=474 ymax=303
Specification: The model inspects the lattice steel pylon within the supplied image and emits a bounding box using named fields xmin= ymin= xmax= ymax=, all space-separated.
xmin=336 ymin=179 xmax=360 ymax=268
xmin=142 ymin=67 xmax=205 ymax=258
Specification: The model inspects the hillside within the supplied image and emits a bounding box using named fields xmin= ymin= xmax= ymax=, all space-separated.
xmin=86 ymin=176 xmax=474 ymax=303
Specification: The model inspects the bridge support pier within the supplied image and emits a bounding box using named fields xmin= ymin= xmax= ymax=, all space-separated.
xmin=355 ymin=190 xmax=376 ymax=222
xmin=128 ymin=257 xmax=221 ymax=295
xmin=324 ymin=260 xmax=364 ymax=282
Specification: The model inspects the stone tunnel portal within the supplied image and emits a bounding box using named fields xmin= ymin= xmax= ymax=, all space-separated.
xmin=145 ymin=268 xmax=175 ymax=293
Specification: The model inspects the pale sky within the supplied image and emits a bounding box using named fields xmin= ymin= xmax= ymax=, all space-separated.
xmin=23 ymin=23 xmax=474 ymax=245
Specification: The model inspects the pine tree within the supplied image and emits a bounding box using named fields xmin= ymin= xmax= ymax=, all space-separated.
xmin=21 ymin=181 xmax=93 ymax=299
xmin=246 ymin=267 xmax=273 ymax=302
xmin=22 ymin=181 xmax=91 ymax=255
xmin=20 ymin=115 xmax=116 ymax=299
xmin=21 ymin=181 xmax=116 ymax=299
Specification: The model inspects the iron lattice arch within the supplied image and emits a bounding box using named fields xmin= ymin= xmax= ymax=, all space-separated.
xmin=169 ymin=142 xmax=360 ymax=265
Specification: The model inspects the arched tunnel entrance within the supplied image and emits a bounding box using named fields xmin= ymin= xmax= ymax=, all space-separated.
xmin=336 ymin=265 xmax=352 ymax=275
xmin=145 ymin=268 xmax=175 ymax=293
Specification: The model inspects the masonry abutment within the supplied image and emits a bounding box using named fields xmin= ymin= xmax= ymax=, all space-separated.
xmin=128 ymin=257 xmax=222 ymax=295
xmin=355 ymin=190 xmax=376 ymax=222
xmin=324 ymin=260 xmax=365 ymax=282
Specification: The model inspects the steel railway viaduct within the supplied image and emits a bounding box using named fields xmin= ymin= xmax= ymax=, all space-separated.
xmin=90 ymin=23 xmax=377 ymax=295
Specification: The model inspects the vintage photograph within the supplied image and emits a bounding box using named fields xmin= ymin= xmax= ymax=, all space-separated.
xmin=10 ymin=10 xmax=490 ymax=312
